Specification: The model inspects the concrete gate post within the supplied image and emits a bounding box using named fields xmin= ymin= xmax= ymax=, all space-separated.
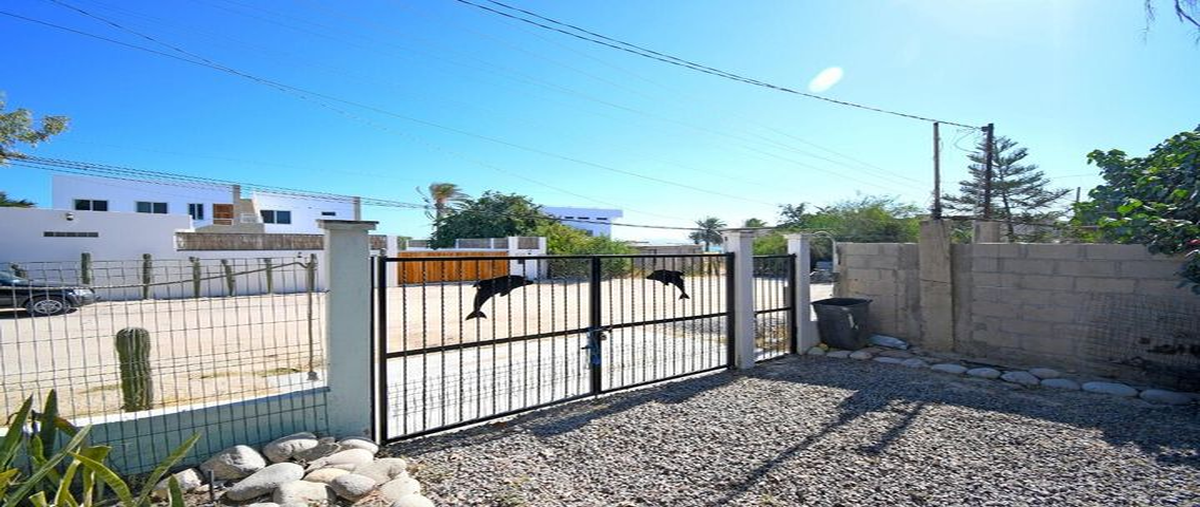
xmin=319 ymin=219 xmax=378 ymax=438
xmin=785 ymin=234 xmax=818 ymax=352
xmin=918 ymin=219 xmax=955 ymax=351
xmin=973 ymin=221 xmax=1004 ymax=243
xmin=721 ymin=230 xmax=757 ymax=370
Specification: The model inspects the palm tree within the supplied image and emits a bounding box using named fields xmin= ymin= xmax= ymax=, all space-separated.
xmin=418 ymin=183 xmax=470 ymax=222
xmin=0 ymin=191 xmax=33 ymax=208
xmin=742 ymin=218 xmax=768 ymax=228
xmin=689 ymin=216 xmax=727 ymax=252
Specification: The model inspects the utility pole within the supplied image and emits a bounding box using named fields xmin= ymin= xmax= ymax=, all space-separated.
xmin=932 ymin=122 xmax=942 ymax=219
xmin=982 ymin=123 xmax=995 ymax=220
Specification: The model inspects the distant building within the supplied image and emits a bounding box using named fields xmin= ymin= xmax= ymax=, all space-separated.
xmin=542 ymin=206 xmax=622 ymax=237
xmin=51 ymin=174 xmax=361 ymax=234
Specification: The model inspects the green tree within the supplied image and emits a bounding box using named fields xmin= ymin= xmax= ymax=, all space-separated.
xmin=430 ymin=191 xmax=546 ymax=248
xmin=943 ymin=136 xmax=1070 ymax=241
xmin=418 ymin=182 xmax=470 ymax=224
xmin=534 ymin=221 xmax=635 ymax=277
xmin=1076 ymin=127 xmax=1200 ymax=292
xmin=0 ymin=94 xmax=69 ymax=163
xmin=0 ymin=191 xmax=34 ymax=207
xmin=742 ymin=217 xmax=768 ymax=228
xmin=688 ymin=216 xmax=726 ymax=252
xmin=777 ymin=203 xmax=809 ymax=229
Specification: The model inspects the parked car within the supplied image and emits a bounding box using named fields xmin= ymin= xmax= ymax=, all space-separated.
xmin=0 ymin=269 xmax=98 ymax=316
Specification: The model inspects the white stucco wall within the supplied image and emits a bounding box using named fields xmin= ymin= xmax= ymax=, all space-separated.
xmin=52 ymin=174 xmax=229 ymax=227
xmin=0 ymin=207 xmax=192 ymax=263
xmin=251 ymin=193 xmax=357 ymax=234
xmin=543 ymin=206 xmax=622 ymax=237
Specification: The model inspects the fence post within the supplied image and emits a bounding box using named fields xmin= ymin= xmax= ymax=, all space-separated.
xmin=221 ymin=259 xmax=236 ymax=296
xmin=973 ymin=221 xmax=1003 ymax=243
xmin=919 ymin=219 xmax=955 ymax=351
xmin=785 ymin=234 xmax=818 ymax=352
xmin=190 ymin=257 xmax=201 ymax=298
xmin=263 ymin=258 xmax=274 ymax=294
xmin=81 ymin=252 xmax=93 ymax=285
xmin=141 ymin=253 xmax=153 ymax=300
xmin=319 ymin=219 xmax=378 ymax=438
xmin=721 ymin=230 xmax=756 ymax=370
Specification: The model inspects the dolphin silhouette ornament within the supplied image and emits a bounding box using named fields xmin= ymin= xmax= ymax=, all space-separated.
xmin=465 ymin=275 xmax=535 ymax=320
xmin=646 ymin=269 xmax=690 ymax=300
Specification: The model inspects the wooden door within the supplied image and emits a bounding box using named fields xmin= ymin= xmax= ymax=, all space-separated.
xmin=212 ymin=204 xmax=234 ymax=225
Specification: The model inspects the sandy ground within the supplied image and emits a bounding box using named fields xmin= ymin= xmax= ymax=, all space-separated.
xmin=1 ymin=280 xmax=831 ymax=419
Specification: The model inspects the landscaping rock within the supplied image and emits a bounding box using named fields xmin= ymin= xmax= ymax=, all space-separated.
xmin=294 ymin=437 xmax=342 ymax=462
xmin=1001 ymin=371 xmax=1040 ymax=386
xmin=900 ymin=358 xmax=928 ymax=368
xmin=873 ymin=357 xmax=903 ymax=365
xmin=224 ymin=463 xmax=305 ymax=502
xmin=1029 ymin=368 xmax=1062 ymax=379
xmin=1139 ymin=389 xmax=1194 ymax=405
xmin=966 ymin=367 xmax=1002 ymax=379
xmin=273 ymin=478 xmax=335 ymax=506
xmin=329 ymin=473 xmax=378 ymax=501
xmin=380 ymin=476 xmax=422 ymax=503
xmin=877 ymin=349 xmax=914 ymax=359
xmin=152 ymin=468 xmax=205 ymax=498
xmin=825 ymin=350 xmax=851 ymax=359
xmin=391 ymin=494 xmax=435 ymax=507
xmin=1082 ymin=381 xmax=1138 ymax=397
xmin=337 ymin=437 xmax=380 ymax=454
xmin=263 ymin=432 xmax=320 ymax=463
xmin=201 ymin=445 xmax=267 ymax=481
xmin=930 ymin=363 xmax=967 ymax=375
xmin=310 ymin=448 xmax=375 ymax=471
xmin=355 ymin=458 xmax=408 ymax=483
xmin=304 ymin=467 xmax=351 ymax=484
xmin=849 ymin=351 xmax=873 ymax=360
xmin=1040 ymin=378 xmax=1081 ymax=390
xmin=805 ymin=346 xmax=826 ymax=356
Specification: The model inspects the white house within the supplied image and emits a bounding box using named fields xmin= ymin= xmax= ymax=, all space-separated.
xmin=51 ymin=174 xmax=361 ymax=234
xmin=542 ymin=206 xmax=622 ymax=237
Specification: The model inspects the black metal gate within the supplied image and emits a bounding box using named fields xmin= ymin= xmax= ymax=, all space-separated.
xmin=753 ymin=254 xmax=798 ymax=361
xmin=374 ymin=253 xmax=739 ymax=441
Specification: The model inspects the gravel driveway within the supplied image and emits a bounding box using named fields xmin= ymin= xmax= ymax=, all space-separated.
xmin=386 ymin=356 xmax=1200 ymax=506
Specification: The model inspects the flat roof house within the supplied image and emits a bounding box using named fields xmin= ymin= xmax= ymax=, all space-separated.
xmin=542 ymin=206 xmax=622 ymax=237
xmin=51 ymin=174 xmax=361 ymax=234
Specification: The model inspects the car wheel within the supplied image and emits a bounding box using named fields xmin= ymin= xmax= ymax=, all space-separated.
xmin=26 ymin=296 xmax=69 ymax=316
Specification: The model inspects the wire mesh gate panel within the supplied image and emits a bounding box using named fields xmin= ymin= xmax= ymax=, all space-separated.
xmin=375 ymin=253 xmax=732 ymax=440
xmin=753 ymin=255 xmax=797 ymax=361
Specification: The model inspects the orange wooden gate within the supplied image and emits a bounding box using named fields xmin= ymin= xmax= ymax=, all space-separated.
xmin=395 ymin=251 xmax=510 ymax=283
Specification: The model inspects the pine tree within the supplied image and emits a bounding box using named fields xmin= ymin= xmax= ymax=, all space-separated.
xmin=943 ymin=136 xmax=1070 ymax=241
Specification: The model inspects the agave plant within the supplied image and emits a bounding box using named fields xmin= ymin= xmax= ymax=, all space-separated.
xmin=1 ymin=391 xmax=198 ymax=507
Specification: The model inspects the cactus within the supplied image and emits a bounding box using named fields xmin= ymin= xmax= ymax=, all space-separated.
xmin=115 ymin=327 xmax=154 ymax=412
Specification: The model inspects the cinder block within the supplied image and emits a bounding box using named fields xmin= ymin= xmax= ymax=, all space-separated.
xmin=867 ymin=256 xmax=900 ymax=270
xmin=1020 ymin=334 xmax=1075 ymax=357
xmin=845 ymin=256 xmax=873 ymax=269
xmin=1055 ymin=260 xmax=1118 ymax=277
xmin=1136 ymin=279 xmax=1188 ymax=294
xmin=1020 ymin=304 xmax=1078 ymax=324
xmin=1018 ymin=275 xmax=1075 ymax=291
xmin=993 ymin=244 xmax=1026 ymax=259
xmin=973 ymin=302 xmax=1020 ymax=318
xmin=972 ymin=256 xmax=999 ymax=273
xmin=1082 ymin=244 xmax=1150 ymax=261
xmin=972 ymin=286 xmax=1010 ymax=303
xmin=1119 ymin=260 xmax=1181 ymax=279
xmin=1024 ymin=244 xmax=1081 ymax=260
xmin=878 ymin=243 xmax=902 ymax=257
xmin=1073 ymin=277 xmax=1136 ymax=293
xmin=1000 ymin=258 xmax=1056 ymax=275
xmin=843 ymin=243 xmax=881 ymax=256
xmin=1001 ymin=318 xmax=1044 ymax=335
xmin=972 ymin=244 xmax=1002 ymax=257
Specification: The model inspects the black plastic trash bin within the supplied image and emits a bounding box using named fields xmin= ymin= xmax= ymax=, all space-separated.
xmin=811 ymin=298 xmax=872 ymax=350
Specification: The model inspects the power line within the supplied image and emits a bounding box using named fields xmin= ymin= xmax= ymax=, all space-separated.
xmin=10 ymin=4 xmax=779 ymax=208
xmin=452 ymin=0 xmax=981 ymax=129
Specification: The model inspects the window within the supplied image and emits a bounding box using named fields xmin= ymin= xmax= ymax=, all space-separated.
xmin=577 ymin=216 xmax=591 ymax=220
xmin=321 ymin=211 xmax=337 ymax=217
xmin=188 ymin=203 xmax=205 ymax=220
xmin=136 ymin=201 xmax=168 ymax=214
xmin=260 ymin=210 xmax=292 ymax=224
xmin=43 ymin=231 xmax=99 ymax=238
xmin=596 ymin=217 xmax=608 ymax=221
xmin=74 ymin=199 xmax=108 ymax=211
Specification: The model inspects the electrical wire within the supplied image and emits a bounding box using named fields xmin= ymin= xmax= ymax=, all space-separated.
xmin=453 ymin=0 xmax=981 ymax=129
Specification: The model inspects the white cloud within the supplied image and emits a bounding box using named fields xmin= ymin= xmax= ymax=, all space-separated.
xmin=807 ymin=67 xmax=844 ymax=93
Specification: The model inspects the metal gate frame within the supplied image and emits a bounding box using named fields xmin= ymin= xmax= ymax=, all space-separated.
xmin=753 ymin=254 xmax=799 ymax=361
xmin=373 ymin=253 xmax=744 ymax=442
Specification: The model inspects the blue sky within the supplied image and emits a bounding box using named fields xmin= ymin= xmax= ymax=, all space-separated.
xmin=3 ymin=0 xmax=1198 ymax=242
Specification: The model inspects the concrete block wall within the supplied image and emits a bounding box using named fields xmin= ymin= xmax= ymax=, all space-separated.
xmin=834 ymin=243 xmax=922 ymax=341
xmin=838 ymin=240 xmax=1199 ymax=390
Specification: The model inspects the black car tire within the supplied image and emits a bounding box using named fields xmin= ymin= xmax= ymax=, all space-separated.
xmin=25 ymin=296 xmax=69 ymax=317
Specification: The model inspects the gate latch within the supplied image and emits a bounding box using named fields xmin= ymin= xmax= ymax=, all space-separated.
xmin=583 ymin=327 xmax=609 ymax=366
